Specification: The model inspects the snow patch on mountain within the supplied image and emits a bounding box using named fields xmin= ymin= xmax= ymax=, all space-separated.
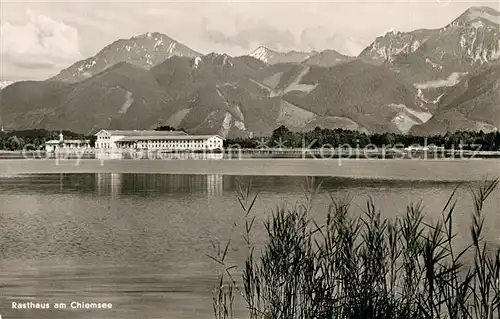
xmin=283 ymin=67 xmax=317 ymax=94
xmin=263 ymin=72 xmax=283 ymax=89
xmin=166 ymin=108 xmax=191 ymax=128
xmin=216 ymin=86 xmax=231 ymax=109
xmin=417 ymin=89 xmax=444 ymax=105
xmin=430 ymin=93 xmax=444 ymax=104
xmin=218 ymin=110 xmax=247 ymax=136
xmin=78 ymin=60 xmax=95 ymax=71
xmin=412 ymin=40 xmax=422 ymax=52
xmin=234 ymin=120 xmax=246 ymax=131
xmin=77 ymin=60 xmax=97 ymax=76
xmin=223 ymin=83 xmax=237 ymax=89
xmin=277 ymin=101 xmax=316 ymax=128
xmin=154 ymin=39 xmax=163 ymax=48
xmin=193 ymin=57 xmax=202 ymax=68
xmin=425 ymin=58 xmax=443 ymax=69
xmin=415 ymin=72 xmax=468 ymax=89
xmin=232 ymin=105 xmax=245 ymax=122
xmin=249 ymin=78 xmax=273 ymax=95
xmin=118 ymin=91 xmax=134 ymax=114
xmin=470 ymin=20 xmax=486 ymax=29
xmin=248 ymin=46 xmax=316 ymax=64
xmin=389 ymin=103 xmax=433 ymax=123
xmin=475 ymin=121 xmax=498 ymax=132
xmin=249 ymin=46 xmax=270 ymax=63
xmin=325 ymin=116 xmax=361 ymax=130
xmin=0 ymin=80 xmax=15 ymax=90
xmin=216 ymin=86 xmax=224 ymax=99
xmin=166 ymin=42 xmax=177 ymax=55
xmin=391 ymin=113 xmax=421 ymax=134
xmin=222 ymin=55 xmax=233 ymax=67
xmin=220 ymin=112 xmax=232 ymax=137
xmin=417 ymin=89 xmax=426 ymax=103
xmin=492 ymin=41 xmax=500 ymax=59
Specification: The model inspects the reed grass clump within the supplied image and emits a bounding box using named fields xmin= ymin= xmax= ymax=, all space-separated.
xmin=209 ymin=177 xmax=500 ymax=319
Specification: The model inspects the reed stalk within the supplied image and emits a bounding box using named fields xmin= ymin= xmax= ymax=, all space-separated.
xmin=209 ymin=177 xmax=500 ymax=319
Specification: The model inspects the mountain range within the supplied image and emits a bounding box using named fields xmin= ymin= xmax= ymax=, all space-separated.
xmin=0 ymin=6 xmax=499 ymax=138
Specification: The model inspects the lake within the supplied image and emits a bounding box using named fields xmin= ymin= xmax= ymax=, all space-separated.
xmin=0 ymin=161 xmax=499 ymax=318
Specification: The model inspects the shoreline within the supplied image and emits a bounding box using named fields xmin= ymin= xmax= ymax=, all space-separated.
xmin=1 ymin=148 xmax=500 ymax=160
xmin=0 ymin=158 xmax=498 ymax=181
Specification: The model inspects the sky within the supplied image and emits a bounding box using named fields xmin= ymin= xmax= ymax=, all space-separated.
xmin=0 ymin=0 xmax=499 ymax=80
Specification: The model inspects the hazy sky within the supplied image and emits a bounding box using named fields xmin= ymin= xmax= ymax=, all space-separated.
xmin=1 ymin=0 xmax=498 ymax=80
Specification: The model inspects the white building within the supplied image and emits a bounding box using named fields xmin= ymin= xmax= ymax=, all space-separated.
xmin=95 ymin=130 xmax=187 ymax=149
xmin=94 ymin=130 xmax=224 ymax=151
xmin=45 ymin=132 xmax=91 ymax=153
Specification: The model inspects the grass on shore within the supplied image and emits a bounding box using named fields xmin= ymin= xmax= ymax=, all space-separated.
xmin=209 ymin=177 xmax=500 ymax=319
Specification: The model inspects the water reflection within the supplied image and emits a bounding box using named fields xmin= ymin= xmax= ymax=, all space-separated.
xmin=96 ymin=173 xmax=122 ymax=197
xmin=0 ymin=173 xmax=466 ymax=197
xmin=0 ymin=174 xmax=97 ymax=194
xmin=0 ymin=174 xmax=499 ymax=319
xmin=94 ymin=173 xmax=224 ymax=197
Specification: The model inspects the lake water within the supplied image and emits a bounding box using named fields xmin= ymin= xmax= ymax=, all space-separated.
xmin=0 ymin=170 xmax=499 ymax=318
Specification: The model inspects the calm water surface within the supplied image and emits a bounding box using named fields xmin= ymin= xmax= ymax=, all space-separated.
xmin=0 ymin=173 xmax=499 ymax=319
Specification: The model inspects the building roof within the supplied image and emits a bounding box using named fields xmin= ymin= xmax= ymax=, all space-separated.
xmin=116 ymin=135 xmax=225 ymax=142
xmin=96 ymin=129 xmax=188 ymax=137
xmin=45 ymin=139 xmax=90 ymax=144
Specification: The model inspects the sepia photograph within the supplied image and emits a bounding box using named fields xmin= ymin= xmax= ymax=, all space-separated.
xmin=0 ymin=0 xmax=499 ymax=318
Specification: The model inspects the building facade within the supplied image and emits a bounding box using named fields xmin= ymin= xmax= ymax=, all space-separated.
xmin=95 ymin=130 xmax=224 ymax=151
xmin=45 ymin=132 xmax=91 ymax=153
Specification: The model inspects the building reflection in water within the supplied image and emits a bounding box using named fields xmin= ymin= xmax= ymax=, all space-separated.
xmin=111 ymin=173 xmax=121 ymax=197
xmin=206 ymin=174 xmax=223 ymax=197
xmin=95 ymin=173 xmax=224 ymax=197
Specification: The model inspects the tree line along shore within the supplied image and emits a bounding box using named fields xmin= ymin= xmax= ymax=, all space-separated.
xmin=0 ymin=126 xmax=499 ymax=152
